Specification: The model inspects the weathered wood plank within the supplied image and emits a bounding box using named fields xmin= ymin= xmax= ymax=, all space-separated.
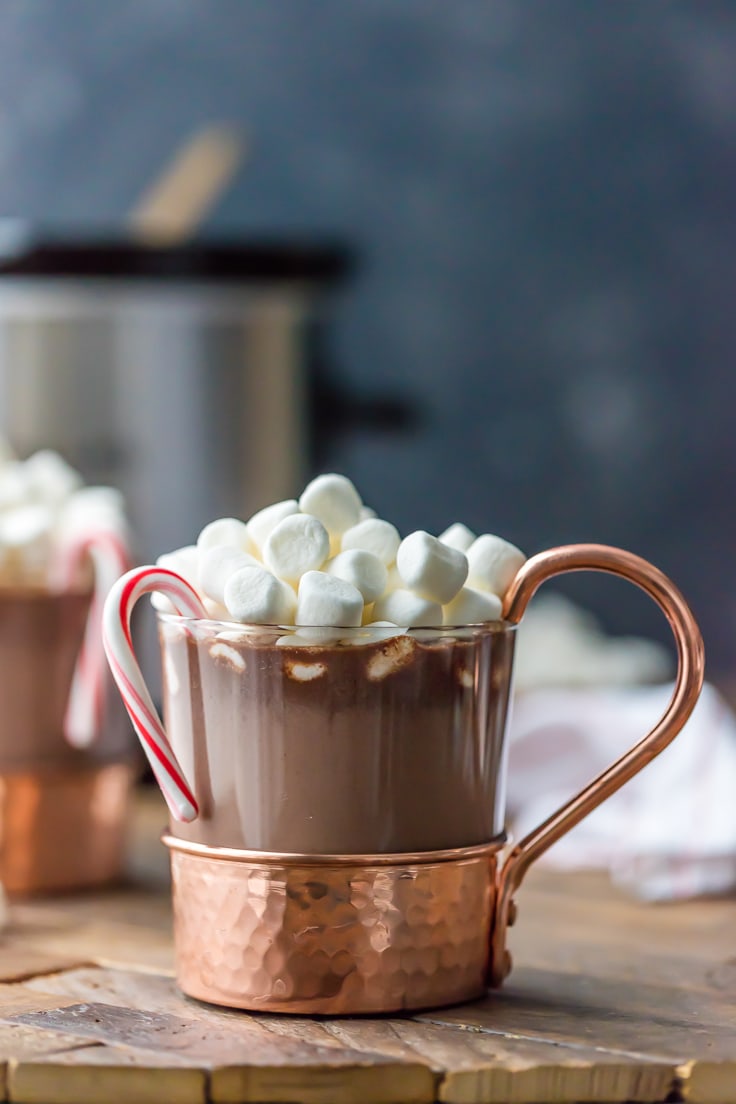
xmin=319 ymin=1018 xmax=676 ymax=1104
xmin=8 ymin=968 xmax=682 ymax=1104
xmin=0 ymin=985 xmax=78 ymax=1017
xmin=416 ymin=964 xmax=736 ymax=1063
xmin=210 ymin=1063 xmax=434 ymax=1104
xmin=0 ymin=945 xmax=91 ymax=985
xmin=0 ymin=1022 xmax=96 ymax=1062
xmin=6 ymin=919 xmax=174 ymax=975
xmin=21 ymin=966 xmax=198 ymax=1016
xmin=678 ymin=1058 xmax=736 ymax=1104
xmin=9 ymin=1045 xmax=206 ymax=1104
xmin=511 ymin=867 xmax=736 ymax=988
xmin=9 ymin=972 xmax=437 ymax=1104
xmin=0 ymin=1024 xmax=97 ymax=1102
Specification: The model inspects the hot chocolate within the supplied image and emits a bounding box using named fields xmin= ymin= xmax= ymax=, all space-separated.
xmin=160 ymin=619 xmax=516 ymax=854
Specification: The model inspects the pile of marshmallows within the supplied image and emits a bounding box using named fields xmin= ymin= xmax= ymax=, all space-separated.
xmin=156 ymin=474 xmax=525 ymax=634
xmin=0 ymin=442 xmax=127 ymax=585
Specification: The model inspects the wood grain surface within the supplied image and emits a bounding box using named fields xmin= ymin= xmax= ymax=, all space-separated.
xmin=0 ymin=787 xmax=730 ymax=1104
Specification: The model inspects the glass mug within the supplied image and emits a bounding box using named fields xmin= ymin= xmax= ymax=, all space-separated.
xmin=104 ymin=544 xmax=704 ymax=1014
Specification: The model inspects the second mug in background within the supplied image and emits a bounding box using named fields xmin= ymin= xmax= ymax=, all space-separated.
xmin=0 ymin=451 xmax=136 ymax=894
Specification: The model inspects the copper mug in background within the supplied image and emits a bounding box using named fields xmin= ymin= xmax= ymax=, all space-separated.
xmin=0 ymin=580 xmax=136 ymax=896
xmin=105 ymin=544 xmax=704 ymax=1014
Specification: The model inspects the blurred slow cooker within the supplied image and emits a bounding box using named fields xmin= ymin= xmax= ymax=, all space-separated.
xmin=0 ymin=226 xmax=360 ymax=563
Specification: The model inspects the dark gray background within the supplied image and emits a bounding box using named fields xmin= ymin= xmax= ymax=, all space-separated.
xmin=0 ymin=1 xmax=732 ymax=677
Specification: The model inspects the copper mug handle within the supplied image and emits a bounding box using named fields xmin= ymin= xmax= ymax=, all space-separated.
xmin=488 ymin=543 xmax=705 ymax=986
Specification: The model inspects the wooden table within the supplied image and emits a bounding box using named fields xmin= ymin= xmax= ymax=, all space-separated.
xmin=0 ymin=790 xmax=732 ymax=1104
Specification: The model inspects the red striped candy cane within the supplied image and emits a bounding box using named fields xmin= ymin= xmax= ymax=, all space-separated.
xmin=56 ymin=528 xmax=130 ymax=748
xmin=103 ymin=566 xmax=207 ymax=822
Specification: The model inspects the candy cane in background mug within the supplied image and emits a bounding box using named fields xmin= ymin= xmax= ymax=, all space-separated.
xmin=103 ymin=539 xmax=704 ymax=1015
xmin=56 ymin=527 xmax=131 ymax=749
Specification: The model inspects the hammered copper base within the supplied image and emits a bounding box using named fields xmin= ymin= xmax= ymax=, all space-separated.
xmin=0 ymin=762 xmax=134 ymax=895
xmin=165 ymin=835 xmax=501 ymax=1014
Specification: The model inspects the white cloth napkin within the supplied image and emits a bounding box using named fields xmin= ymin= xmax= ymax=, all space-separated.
xmin=507 ymin=682 xmax=736 ymax=900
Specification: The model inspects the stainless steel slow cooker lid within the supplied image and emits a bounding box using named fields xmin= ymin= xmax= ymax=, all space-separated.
xmin=0 ymin=226 xmax=353 ymax=286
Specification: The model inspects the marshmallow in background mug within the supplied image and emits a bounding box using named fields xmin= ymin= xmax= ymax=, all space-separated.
xmin=264 ymin=514 xmax=330 ymax=584
xmin=296 ymin=570 xmax=363 ymax=627
xmin=57 ymin=486 xmax=129 ymax=544
xmin=23 ymin=450 xmax=82 ymax=506
xmin=466 ymin=534 xmax=526 ymax=597
xmin=341 ymin=518 xmax=400 ymax=566
xmin=0 ymin=504 xmax=54 ymax=574
xmin=0 ymin=463 xmax=31 ymax=512
xmin=246 ymin=499 xmax=299 ymax=554
xmin=326 ymin=549 xmax=387 ymax=603
xmin=224 ymin=566 xmax=296 ymax=624
xmin=299 ymin=474 xmax=362 ymax=535
xmin=372 ymin=588 xmax=443 ymax=627
xmin=60 ymin=485 xmax=126 ymax=522
xmin=396 ymin=530 xmax=468 ymax=605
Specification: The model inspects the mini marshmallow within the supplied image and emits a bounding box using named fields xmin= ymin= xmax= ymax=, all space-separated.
xmin=263 ymin=513 xmax=330 ymax=584
xmin=199 ymin=545 xmax=260 ymax=605
xmin=299 ymin=473 xmax=362 ymax=535
xmin=156 ymin=545 xmax=200 ymax=584
xmin=152 ymin=546 xmax=201 ymax=612
xmin=296 ymin=570 xmax=363 ymax=627
xmin=0 ymin=504 xmax=53 ymax=550
xmin=466 ymin=534 xmax=526 ymax=597
xmin=366 ymin=634 xmax=417 ymax=680
xmin=209 ymin=642 xmax=246 ymax=671
xmin=0 ymin=464 xmax=30 ymax=512
xmin=0 ymin=504 xmax=50 ymax=582
xmin=438 ymin=522 xmax=476 ymax=553
xmin=372 ymin=588 xmax=443 ymax=627
xmin=23 ymin=450 xmax=82 ymax=505
xmin=247 ymin=499 xmax=299 ymax=553
xmin=60 ymin=486 xmax=125 ymax=523
xmin=64 ymin=486 xmax=125 ymax=514
xmin=443 ymin=586 xmax=503 ymax=625
xmin=382 ymin=563 xmax=402 ymax=594
xmin=341 ymin=518 xmax=400 ymax=566
xmin=359 ymin=505 xmax=377 ymax=520
xmin=286 ymin=660 xmax=328 ymax=682
xmin=197 ymin=517 xmax=253 ymax=554
xmin=396 ymin=530 xmax=468 ymax=605
xmin=326 ymin=549 xmax=387 ymax=603
xmin=57 ymin=486 xmax=129 ymax=541
xmin=224 ymin=565 xmax=297 ymax=624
